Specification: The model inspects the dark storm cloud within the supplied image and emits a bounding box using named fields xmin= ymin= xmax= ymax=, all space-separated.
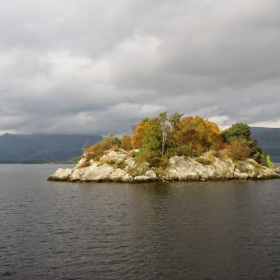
xmin=0 ymin=0 xmax=280 ymax=135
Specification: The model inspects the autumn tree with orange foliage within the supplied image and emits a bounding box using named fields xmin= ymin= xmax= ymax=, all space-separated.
xmin=227 ymin=140 xmax=251 ymax=160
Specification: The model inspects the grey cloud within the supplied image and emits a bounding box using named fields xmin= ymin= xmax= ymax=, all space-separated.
xmin=0 ymin=0 xmax=280 ymax=135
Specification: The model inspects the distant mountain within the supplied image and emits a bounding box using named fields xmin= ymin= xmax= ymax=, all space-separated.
xmin=251 ymin=127 xmax=280 ymax=162
xmin=0 ymin=133 xmax=102 ymax=163
xmin=0 ymin=128 xmax=279 ymax=163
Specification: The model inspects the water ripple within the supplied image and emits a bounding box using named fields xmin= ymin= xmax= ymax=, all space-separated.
xmin=0 ymin=165 xmax=280 ymax=279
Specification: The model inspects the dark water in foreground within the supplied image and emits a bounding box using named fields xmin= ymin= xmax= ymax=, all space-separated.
xmin=0 ymin=164 xmax=280 ymax=280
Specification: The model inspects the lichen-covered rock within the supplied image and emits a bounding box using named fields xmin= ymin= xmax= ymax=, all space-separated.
xmin=48 ymin=168 xmax=73 ymax=181
xmin=100 ymin=149 xmax=127 ymax=163
xmin=75 ymin=157 xmax=88 ymax=169
xmin=145 ymin=170 xmax=157 ymax=179
xmin=109 ymin=168 xmax=127 ymax=182
xmin=48 ymin=149 xmax=279 ymax=183
xmin=167 ymin=157 xmax=199 ymax=180
xmin=71 ymin=163 xmax=114 ymax=182
xmin=124 ymin=157 xmax=136 ymax=168
xmin=235 ymin=170 xmax=249 ymax=180
xmin=122 ymin=173 xmax=134 ymax=183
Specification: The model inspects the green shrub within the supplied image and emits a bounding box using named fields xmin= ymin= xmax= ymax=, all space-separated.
xmin=265 ymin=155 xmax=274 ymax=168
xmin=113 ymin=160 xmax=126 ymax=169
xmin=127 ymin=163 xmax=149 ymax=176
xmin=239 ymin=167 xmax=252 ymax=174
xmin=107 ymin=159 xmax=116 ymax=166
xmin=195 ymin=158 xmax=212 ymax=165
xmin=165 ymin=148 xmax=177 ymax=158
xmin=135 ymin=148 xmax=151 ymax=163
xmin=205 ymin=153 xmax=216 ymax=163
xmin=135 ymin=148 xmax=161 ymax=167
xmin=176 ymin=145 xmax=193 ymax=156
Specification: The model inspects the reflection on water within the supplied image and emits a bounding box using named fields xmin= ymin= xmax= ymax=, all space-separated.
xmin=0 ymin=165 xmax=280 ymax=279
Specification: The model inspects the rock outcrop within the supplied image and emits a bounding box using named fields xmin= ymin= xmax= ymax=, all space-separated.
xmin=48 ymin=149 xmax=279 ymax=183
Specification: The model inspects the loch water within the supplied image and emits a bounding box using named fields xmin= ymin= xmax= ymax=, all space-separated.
xmin=0 ymin=164 xmax=280 ymax=280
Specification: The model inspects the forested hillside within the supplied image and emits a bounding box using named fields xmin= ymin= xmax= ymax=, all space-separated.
xmin=0 ymin=134 xmax=102 ymax=163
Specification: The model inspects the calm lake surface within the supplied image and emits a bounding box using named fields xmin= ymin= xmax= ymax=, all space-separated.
xmin=0 ymin=164 xmax=280 ymax=280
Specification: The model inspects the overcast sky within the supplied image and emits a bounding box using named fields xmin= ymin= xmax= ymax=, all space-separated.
xmin=0 ymin=0 xmax=280 ymax=135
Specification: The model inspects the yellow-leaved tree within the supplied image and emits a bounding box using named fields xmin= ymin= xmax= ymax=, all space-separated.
xmin=173 ymin=116 xmax=221 ymax=155
xmin=131 ymin=118 xmax=158 ymax=149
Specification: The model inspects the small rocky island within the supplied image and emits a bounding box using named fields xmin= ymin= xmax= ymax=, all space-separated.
xmin=48 ymin=148 xmax=278 ymax=183
xmin=48 ymin=112 xmax=279 ymax=183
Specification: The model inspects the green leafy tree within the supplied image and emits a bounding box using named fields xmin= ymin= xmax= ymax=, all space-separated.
xmin=143 ymin=125 xmax=162 ymax=154
xmin=222 ymin=123 xmax=251 ymax=143
xmin=139 ymin=125 xmax=162 ymax=166
xmin=222 ymin=123 xmax=265 ymax=163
